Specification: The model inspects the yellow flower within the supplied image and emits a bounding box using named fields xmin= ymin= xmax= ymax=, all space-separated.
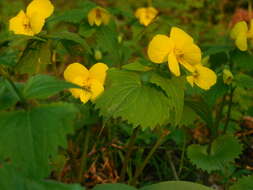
xmin=148 ymin=27 xmax=201 ymax=76
xmin=135 ymin=7 xmax=158 ymax=26
xmin=64 ymin=62 xmax=108 ymax=104
xmin=9 ymin=0 xmax=54 ymax=36
xmin=223 ymin=69 xmax=233 ymax=85
xmin=230 ymin=19 xmax=253 ymax=51
xmin=186 ymin=64 xmax=217 ymax=90
xmin=88 ymin=7 xmax=110 ymax=26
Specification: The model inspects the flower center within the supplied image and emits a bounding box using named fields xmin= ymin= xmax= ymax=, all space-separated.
xmin=192 ymin=70 xmax=199 ymax=78
xmin=73 ymin=77 xmax=92 ymax=93
xmin=22 ymin=16 xmax=32 ymax=33
xmin=95 ymin=9 xmax=102 ymax=19
xmin=175 ymin=48 xmax=184 ymax=58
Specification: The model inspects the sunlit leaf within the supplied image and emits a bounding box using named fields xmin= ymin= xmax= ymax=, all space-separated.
xmin=95 ymin=69 xmax=172 ymax=130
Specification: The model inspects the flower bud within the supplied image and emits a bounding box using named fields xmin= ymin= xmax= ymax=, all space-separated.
xmin=223 ymin=69 xmax=234 ymax=85
xmin=94 ymin=49 xmax=102 ymax=60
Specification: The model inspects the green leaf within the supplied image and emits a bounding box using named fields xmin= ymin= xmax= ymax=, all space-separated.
xmin=140 ymin=181 xmax=212 ymax=190
xmin=16 ymin=40 xmax=51 ymax=75
xmin=230 ymin=50 xmax=253 ymax=71
xmin=150 ymin=73 xmax=185 ymax=125
xmin=93 ymin=183 xmax=137 ymax=190
xmin=95 ymin=69 xmax=171 ymax=130
xmin=47 ymin=31 xmax=91 ymax=53
xmin=23 ymin=74 xmax=80 ymax=99
xmin=0 ymin=164 xmax=84 ymax=190
xmin=48 ymin=9 xmax=88 ymax=24
xmin=203 ymin=77 xmax=228 ymax=107
xmin=235 ymin=74 xmax=253 ymax=89
xmin=0 ymin=50 xmax=18 ymax=67
xmin=230 ymin=175 xmax=253 ymax=190
xmin=122 ymin=62 xmax=152 ymax=72
xmin=179 ymin=105 xmax=197 ymax=126
xmin=96 ymin=25 xmax=120 ymax=66
xmin=187 ymin=135 xmax=243 ymax=173
xmin=203 ymin=45 xmax=233 ymax=57
xmin=185 ymin=99 xmax=214 ymax=128
xmin=0 ymin=103 xmax=78 ymax=179
xmin=0 ymin=78 xmax=19 ymax=110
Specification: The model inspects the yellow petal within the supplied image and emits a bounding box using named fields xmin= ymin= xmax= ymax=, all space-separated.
xmin=195 ymin=65 xmax=217 ymax=90
xmin=180 ymin=59 xmax=196 ymax=73
xmin=88 ymin=7 xmax=110 ymax=26
xmin=148 ymin=34 xmax=173 ymax=63
xmin=168 ymin=52 xmax=180 ymax=76
xmin=64 ymin=63 xmax=89 ymax=83
xmin=230 ymin=21 xmax=248 ymax=40
xmin=94 ymin=16 xmax=102 ymax=26
xmin=147 ymin=7 xmax=158 ymax=16
xmin=186 ymin=76 xmax=194 ymax=87
xmin=235 ymin=32 xmax=248 ymax=51
xmin=135 ymin=7 xmax=158 ymax=26
xmin=181 ymin=43 xmax=201 ymax=65
xmin=29 ymin=13 xmax=45 ymax=34
xmin=89 ymin=79 xmax=104 ymax=101
xmin=170 ymin=27 xmax=193 ymax=48
xmin=9 ymin=10 xmax=34 ymax=36
xmin=101 ymin=9 xmax=110 ymax=25
xmin=69 ymin=76 xmax=85 ymax=98
xmin=89 ymin=63 xmax=108 ymax=84
xmin=87 ymin=8 xmax=96 ymax=26
xmin=135 ymin=8 xmax=146 ymax=18
xmin=26 ymin=0 xmax=54 ymax=19
xmin=79 ymin=90 xmax=92 ymax=104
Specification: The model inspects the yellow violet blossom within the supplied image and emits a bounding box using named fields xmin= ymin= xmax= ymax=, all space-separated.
xmin=9 ymin=0 xmax=54 ymax=36
xmin=64 ymin=63 xmax=108 ymax=104
xmin=148 ymin=27 xmax=201 ymax=76
xmin=88 ymin=7 xmax=110 ymax=26
xmin=135 ymin=7 xmax=158 ymax=26
xmin=230 ymin=19 xmax=253 ymax=51
xmin=186 ymin=64 xmax=217 ymax=90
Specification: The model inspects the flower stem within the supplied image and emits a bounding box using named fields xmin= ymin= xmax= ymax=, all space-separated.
xmin=78 ymin=129 xmax=91 ymax=183
xmin=223 ymin=87 xmax=235 ymax=134
xmin=129 ymin=129 xmax=169 ymax=185
xmin=167 ymin=151 xmax=179 ymax=180
xmin=119 ymin=127 xmax=139 ymax=182
xmin=178 ymin=133 xmax=186 ymax=176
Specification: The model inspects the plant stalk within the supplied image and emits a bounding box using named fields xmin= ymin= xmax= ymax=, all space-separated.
xmin=129 ymin=129 xmax=169 ymax=185
xmin=167 ymin=151 xmax=179 ymax=180
xmin=78 ymin=129 xmax=91 ymax=183
xmin=223 ymin=87 xmax=235 ymax=134
xmin=119 ymin=127 xmax=139 ymax=182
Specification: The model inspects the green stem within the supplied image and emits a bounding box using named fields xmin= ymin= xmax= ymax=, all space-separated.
xmin=167 ymin=151 xmax=179 ymax=180
xmin=78 ymin=129 xmax=91 ymax=183
xmin=129 ymin=129 xmax=169 ymax=185
xmin=178 ymin=133 xmax=186 ymax=176
xmin=119 ymin=127 xmax=139 ymax=182
xmin=223 ymin=87 xmax=235 ymax=134
xmin=207 ymin=93 xmax=227 ymax=154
